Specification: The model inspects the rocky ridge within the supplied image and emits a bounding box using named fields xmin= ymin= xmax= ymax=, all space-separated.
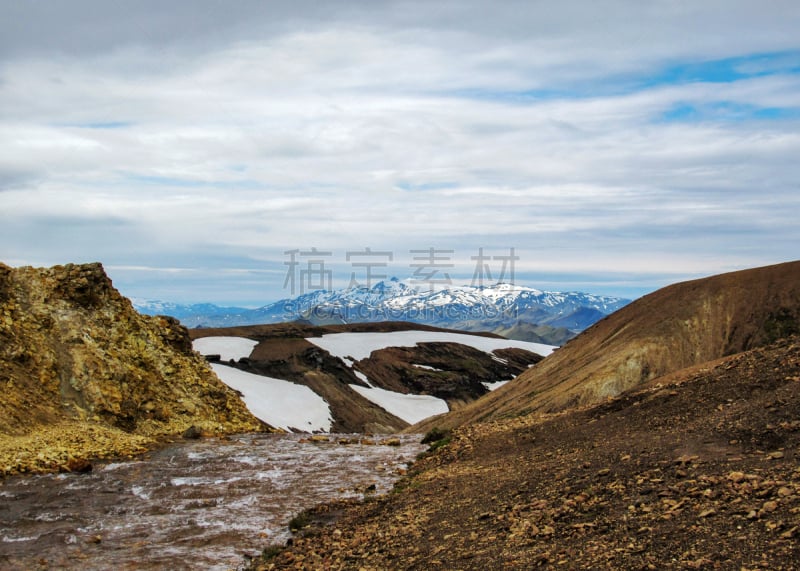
xmin=0 ymin=262 xmax=263 ymax=476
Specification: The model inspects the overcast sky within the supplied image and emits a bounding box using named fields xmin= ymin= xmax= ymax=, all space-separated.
xmin=1 ymin=1 xmax=799 ymax=304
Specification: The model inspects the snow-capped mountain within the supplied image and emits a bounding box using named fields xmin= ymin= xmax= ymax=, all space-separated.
xmin=134 ymin=279 xmax=630 ymax=343
xmin=285 ymin=279 xmax=629 ymax=333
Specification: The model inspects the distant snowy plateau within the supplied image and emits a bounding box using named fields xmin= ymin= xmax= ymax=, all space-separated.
xmin=136 ymin=280 xmax=630 ymax=344
xmin=192 ymin=330 xmax=556 ymax=432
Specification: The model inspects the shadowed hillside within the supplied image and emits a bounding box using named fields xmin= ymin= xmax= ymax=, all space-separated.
xmin=414 ymin=260 xmax=800 ymax=432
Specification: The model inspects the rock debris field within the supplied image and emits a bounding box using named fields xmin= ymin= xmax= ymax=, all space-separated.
xmin=252 ymin=336 xmax=800 ymax=570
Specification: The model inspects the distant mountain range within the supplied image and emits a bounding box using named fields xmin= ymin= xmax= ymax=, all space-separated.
xmin=133 ymin=279 xmax=630 ymax=345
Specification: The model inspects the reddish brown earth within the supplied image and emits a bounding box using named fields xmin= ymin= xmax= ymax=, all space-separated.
xmin=250 ymin=335 xmax=800 ymax=570
xmin=247 ymin=262 xmax=800 ymax=570
xmin=355 ymin=343 xmax=542 ymax=407
xmin=415 ymin=260 xmax=800 ymax=433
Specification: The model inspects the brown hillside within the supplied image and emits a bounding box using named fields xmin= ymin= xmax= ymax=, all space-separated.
xmin=253 ymin=335 xmax=800 ymax=570
xmin=413 ymin=260 xmax=800 ymax=432
xmin=0 ymin=262 xmax=263 ymax=476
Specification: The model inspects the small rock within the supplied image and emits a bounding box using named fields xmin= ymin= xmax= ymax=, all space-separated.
xmin=182 ymin=425 xmax=203 ymax=439
xmin=65 ymin=458 xmax=93 ymax=473
xmin=761 ymin=500 xmax=779 ymax=513
xmin=779 ymin=526 xmax=797 ymax=539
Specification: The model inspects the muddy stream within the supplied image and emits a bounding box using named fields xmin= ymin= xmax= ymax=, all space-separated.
xmin=0 ymin=433 xmax=425 ymax=570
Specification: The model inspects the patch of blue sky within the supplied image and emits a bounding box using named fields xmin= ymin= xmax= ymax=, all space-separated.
xmin=658 ymin=101 xmax=800 ymax=124
xmin=60 ymin=121 xmax=134 ymax=129
xmin=437 ymin=51 xmax=800 ymax=104
xmin=440 ymin=87 xmax=569 ymax=103
xmin=641 ymin=50 xmax=800 ymax=89
xmin=124 ymin=173 xmax=263 ymax=190
xmin=395 ymin=180 xmax=460 ymax=192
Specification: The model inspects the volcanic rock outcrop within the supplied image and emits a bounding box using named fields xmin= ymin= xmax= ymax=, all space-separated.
xmin=0 ymin=262 xmax=262 ymax=476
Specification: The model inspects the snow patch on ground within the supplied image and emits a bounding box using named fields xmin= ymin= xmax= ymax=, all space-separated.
xmin=482 ymin=380 xmax=511 ymax=391
xmin=412 ymin=364 xmax=443 ymax=371
xmin=348 ymin=385 xmax=449 ymax=425
xmin=353 ymin=370 xmax=373 ymax=387
xmin=210 ymin=363 xmax=331 ymax=432
xmin=193 ymin=337 xmax=258 ymax=361
xmin=306 ymin=331 xmax=556 ymax=361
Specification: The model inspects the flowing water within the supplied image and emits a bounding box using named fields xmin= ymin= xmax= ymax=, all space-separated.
xmin=0 ymin=433 xmax=425 ymax=570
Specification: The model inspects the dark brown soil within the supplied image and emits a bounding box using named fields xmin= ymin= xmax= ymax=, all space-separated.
xmin=355 ymin=343 xmax=542 ymax=405
xmin=252 ymin=335 xmax=800 ymax=570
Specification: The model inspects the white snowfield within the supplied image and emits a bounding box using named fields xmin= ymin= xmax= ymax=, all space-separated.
xmin=483 ymin=380 xmax=511 ymax=391
xmin=193 ymin=331 xmax=550 ymax=431
xmin=412 ymin=364 xmax=443 ymax=371
xmin=193 ymin=337 xmax=258 ymax=362
xmin=209 ymin=363 xmax=332 ymax=432
xmin=305 ymin=330 xmax=553 ymax=424
xmin=348 ymin=384 xmax=448 ymax=425
xmin=305 ymin=330 xmax=556 ymax=362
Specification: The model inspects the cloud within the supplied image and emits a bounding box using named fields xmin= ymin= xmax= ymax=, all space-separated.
xmin=1 ymin=1 xmax=799 ymax=303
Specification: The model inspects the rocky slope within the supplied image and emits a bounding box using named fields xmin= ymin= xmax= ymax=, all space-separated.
xmin=0 ymin=262 xmax=263 ymax=476
xmin=251 ymin=334 xmax=800 ymax=570
xmin=414 ymin=260 xmax=800 ymax=432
